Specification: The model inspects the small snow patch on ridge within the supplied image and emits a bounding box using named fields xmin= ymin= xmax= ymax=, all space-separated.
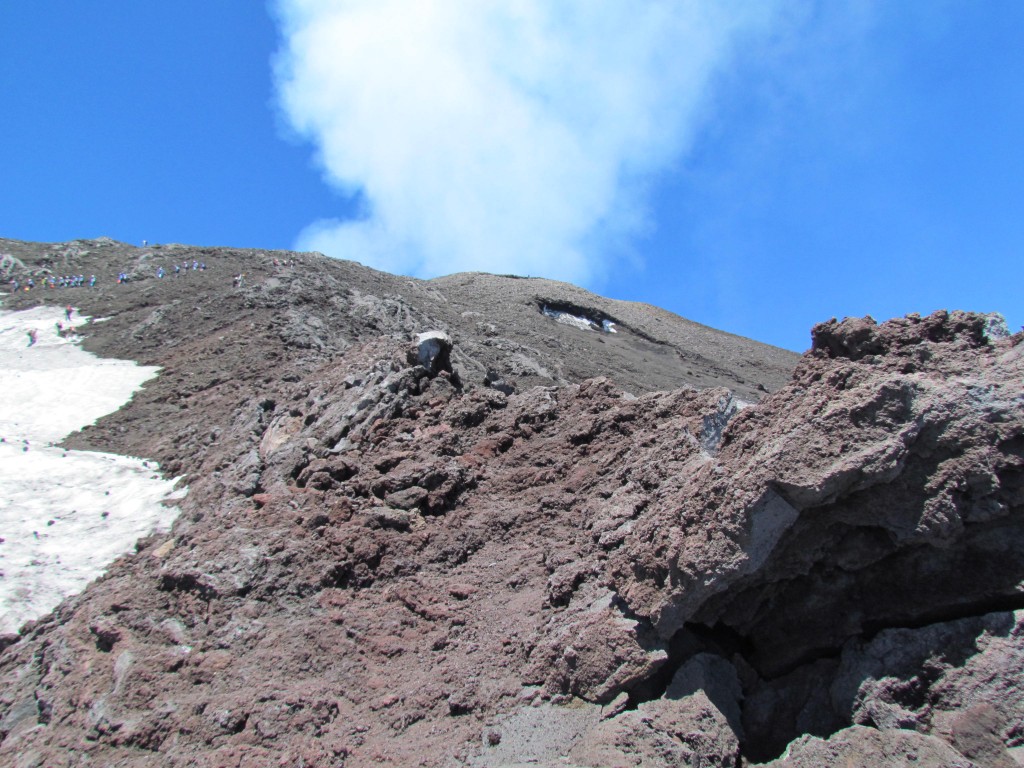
xmin=540 ymin=302 xmax=617 ymax=334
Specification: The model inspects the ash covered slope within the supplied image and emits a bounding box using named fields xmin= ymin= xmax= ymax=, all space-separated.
xmin=428 ymin=272 xmax=795 ymax=399
xmin=0 ymin=236 xmax=795 ymax=475
xmin=0 ymin=237 xmax=796 ymax=398
xmin=0 ymin=237 xmax=1022 ymax=767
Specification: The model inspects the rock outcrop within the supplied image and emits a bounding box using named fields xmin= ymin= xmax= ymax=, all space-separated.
xmin=0 ymin=237 xmax=1021 ymax=767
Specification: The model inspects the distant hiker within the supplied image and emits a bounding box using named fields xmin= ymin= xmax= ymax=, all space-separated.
xmin=156 ymin=267 xmax=165 ymax=278
xmin=142 ymin=239 xmax=148 ymax=247
xmin=89 ymin=275 xmax=96 ymax=287
xmin=27 ymin=329 xmax=37 ymax=347
xmin=200 ymin=262 xmax=206 ymax=270
xmin=232 ymin=273 xmax=244 ymax=288
xmin=56 ymin=321 xmax=63 ymax=334
xmin=65 ymin=305 xmax=73 ymax=321
xmin=192 ymin=260 xmax=198 ymax=270
xmin=9 ymin=279 xmax=17 ymax=292
xmin=26 ymin=278 xmax=34 ymax=290
xmin=174 ymin=264 xmax=180 ymax=275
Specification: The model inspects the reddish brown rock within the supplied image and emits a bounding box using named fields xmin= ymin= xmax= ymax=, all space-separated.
xmin=1 ymin=238 xmax=1022 ymax=766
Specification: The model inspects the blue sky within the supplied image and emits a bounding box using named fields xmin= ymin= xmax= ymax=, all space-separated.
xmin=2 ymin=2 xmax=1021 ymax=351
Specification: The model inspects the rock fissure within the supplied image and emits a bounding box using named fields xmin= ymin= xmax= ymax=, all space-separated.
xmin=617 ymin=591 xmax=1024 ymax=764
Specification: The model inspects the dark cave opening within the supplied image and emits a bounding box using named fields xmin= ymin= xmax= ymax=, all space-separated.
xmin=625 ymin=621 xmax=755 ymax=707
xmin=619 ymin=511 xmax=1024 ymax=763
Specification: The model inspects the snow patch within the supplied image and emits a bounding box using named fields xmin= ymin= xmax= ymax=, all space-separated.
xmin=0 ymin=306 xmax=184 ymax=634
xmin=541 ymin=305 xmax=616 ymax=334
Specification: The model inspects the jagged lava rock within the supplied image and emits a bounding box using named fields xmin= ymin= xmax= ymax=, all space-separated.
xmin=1 ymin=238 xmax=1022 ymax=767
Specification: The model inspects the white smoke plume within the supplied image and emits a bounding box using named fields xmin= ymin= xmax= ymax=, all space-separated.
xmin=272 ymin=1 xmax=782 ymax=284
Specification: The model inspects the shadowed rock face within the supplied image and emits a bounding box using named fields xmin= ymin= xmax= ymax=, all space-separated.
xmin=0 ymin=238 xmax=1022 ymax=767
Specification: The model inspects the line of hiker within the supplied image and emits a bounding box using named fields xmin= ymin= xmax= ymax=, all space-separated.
xmin=5 ymin=263 xmax=214 ymax=291
xmin=153 ymin=260 xmax=207 ymax=278
xmin=1 ymin=252 xmax=287 ymax=301
xmin=8 ymin=275 xmax=96 ymax=292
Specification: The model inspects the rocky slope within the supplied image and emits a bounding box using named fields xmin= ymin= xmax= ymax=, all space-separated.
xmin=0 ymin=237 xmax=1021 ymax=767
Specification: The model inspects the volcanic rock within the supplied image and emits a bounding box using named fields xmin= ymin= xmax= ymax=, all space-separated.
xmin=0 ymin=237 xmax=1021 ymax=767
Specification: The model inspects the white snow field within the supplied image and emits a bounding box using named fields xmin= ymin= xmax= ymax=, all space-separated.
xmin=0 ymin=303 xmax=185 ymax=634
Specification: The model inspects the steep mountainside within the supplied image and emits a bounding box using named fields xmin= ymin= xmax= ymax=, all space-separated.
xmin=0 ymin=237 xmax=1021 ymax=767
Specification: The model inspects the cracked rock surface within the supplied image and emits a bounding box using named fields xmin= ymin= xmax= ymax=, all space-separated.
xmin=1 ymin=237 xmax=1022 ymax=767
